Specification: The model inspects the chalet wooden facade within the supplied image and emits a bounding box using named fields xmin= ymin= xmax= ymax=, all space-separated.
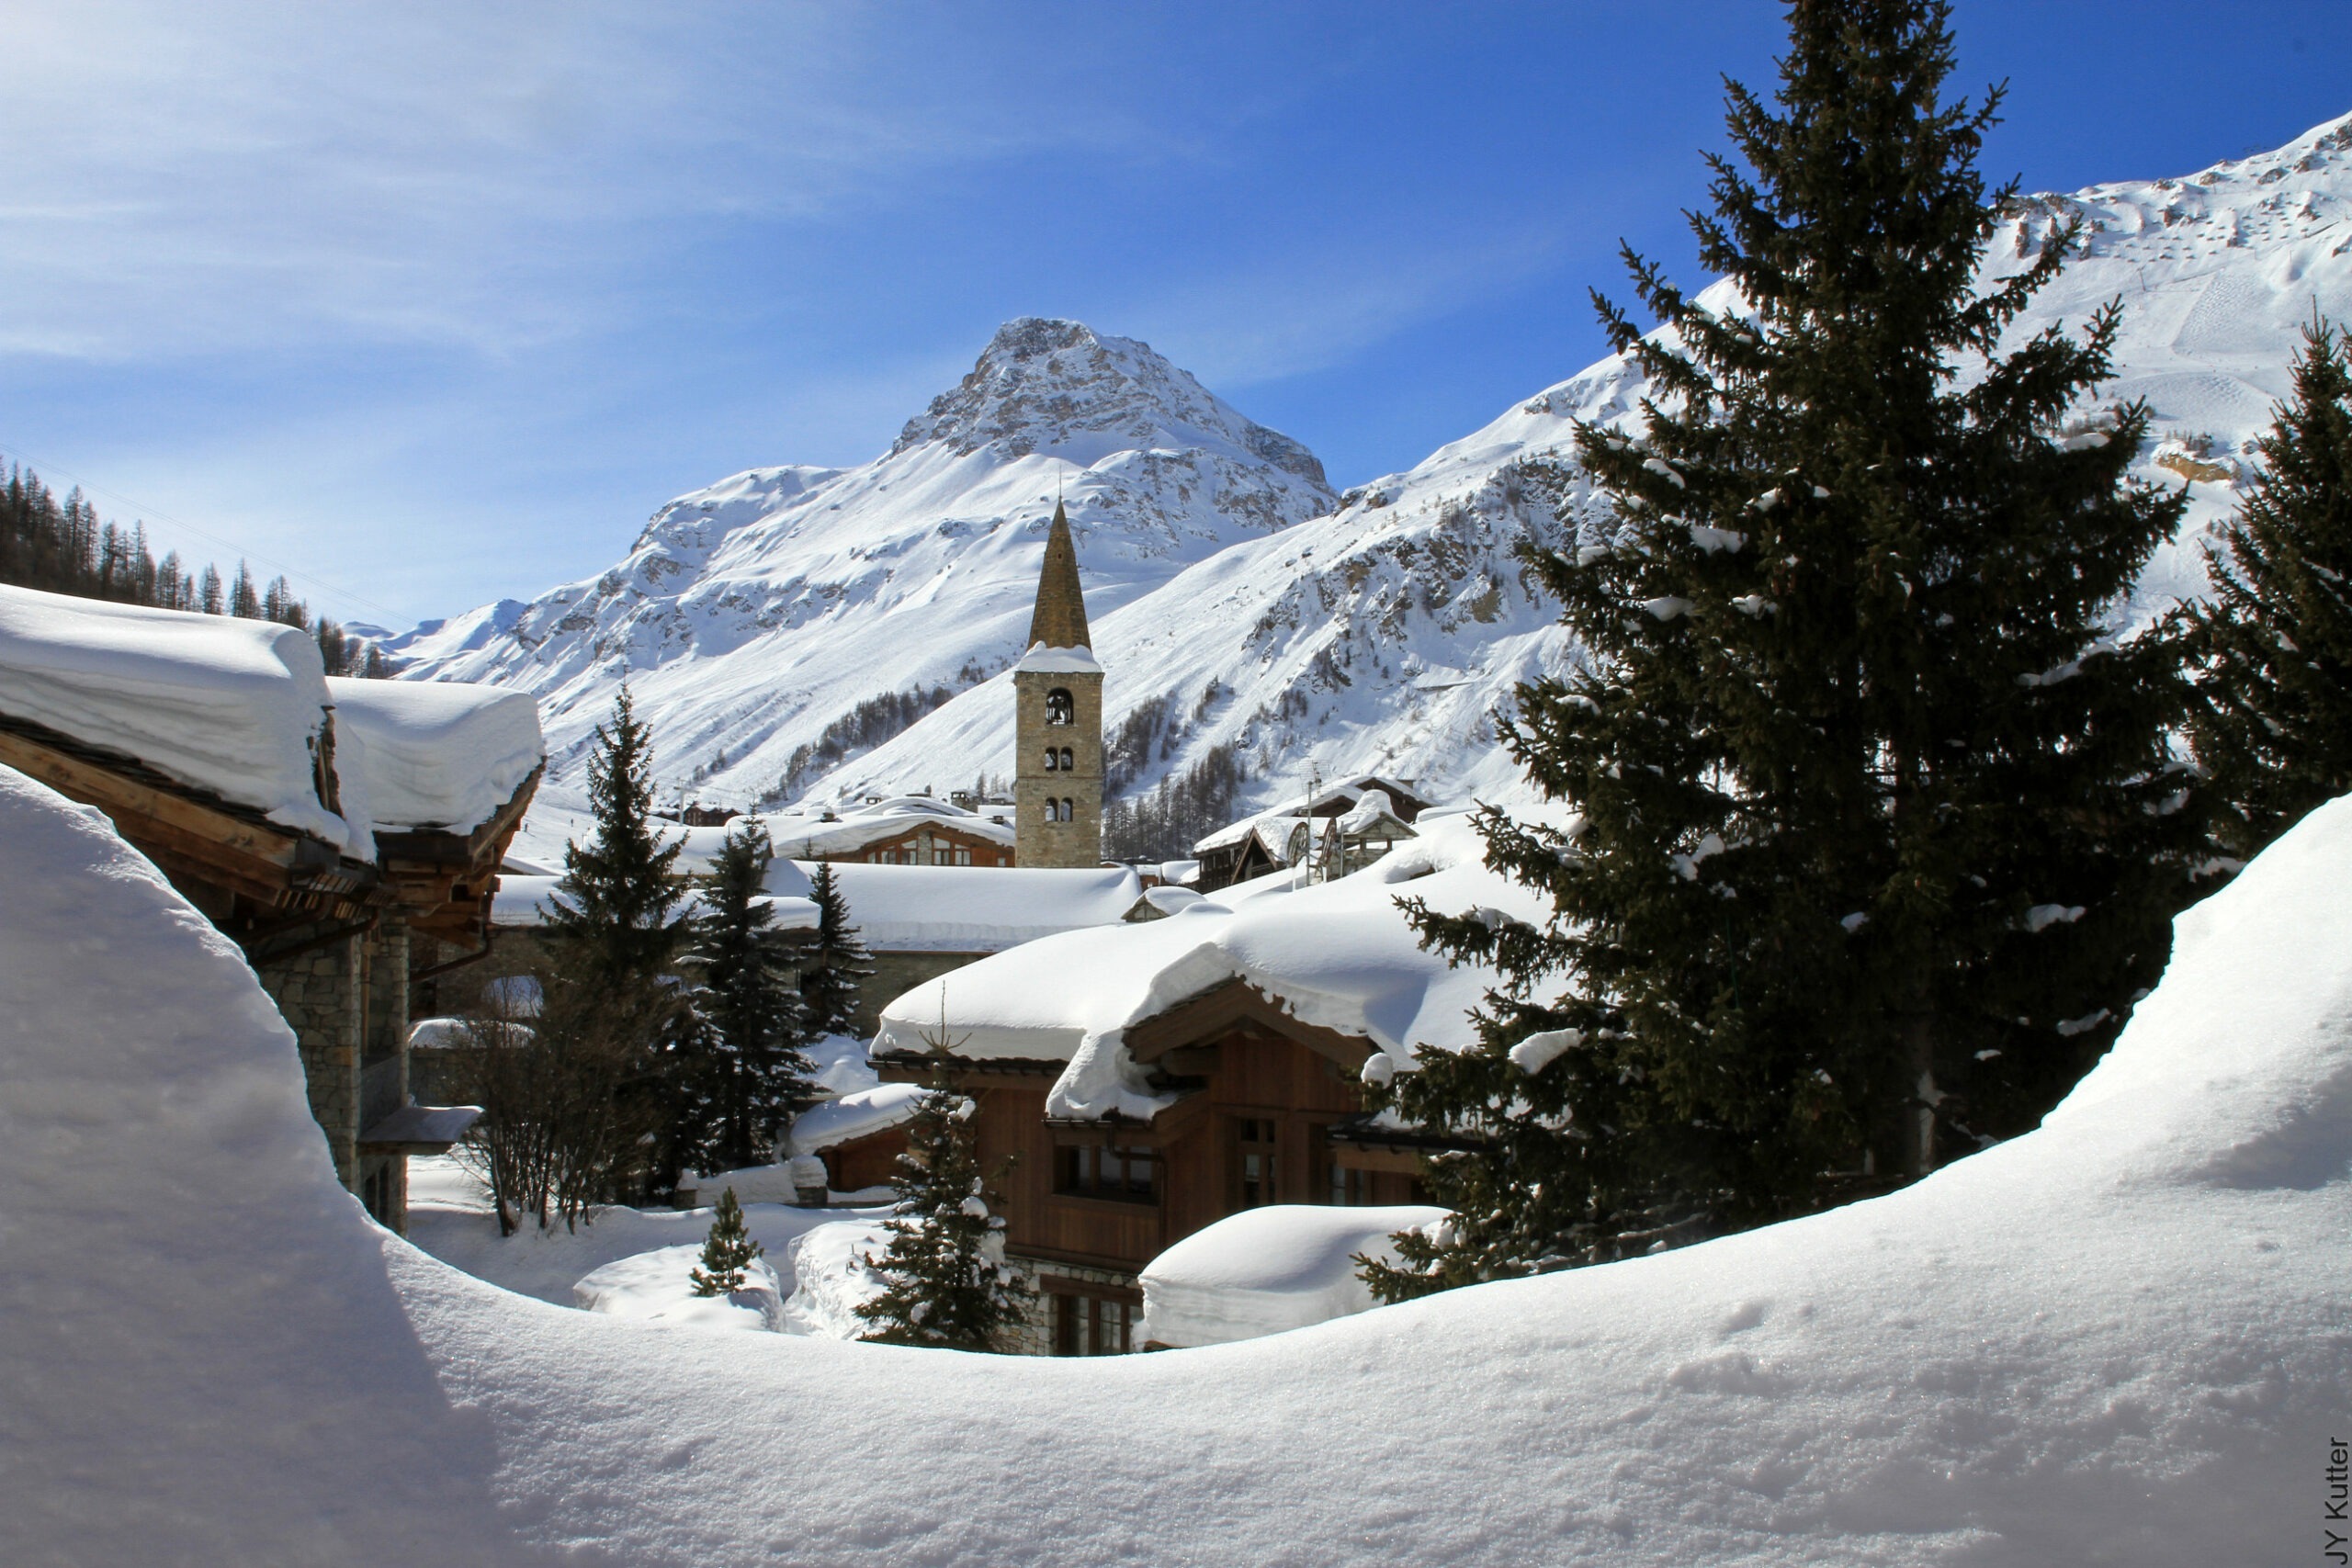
xmin=876 ymin=976 xmax=1424 ymax=1355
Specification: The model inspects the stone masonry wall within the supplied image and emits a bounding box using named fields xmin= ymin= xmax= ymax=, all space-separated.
xmin=1013 ymin=666 xmax=1102 ymax=868
xmin=256 ymin=931 xmax=364 ymax=1190
xmin=1001 ymin=1256 xmax=1142 ymax=1357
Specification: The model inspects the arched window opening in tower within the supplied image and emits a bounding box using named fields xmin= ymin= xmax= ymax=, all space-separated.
xmin=1061 ymin=796 xmax=1075 ymax=821
xmin=1046 ymin=688 xmax=1073 ymax=726
xmin=1057 ymin=747 xmax=1073 ymax=771
xmin=1043 ymin=748 xmax=1058 ymax=772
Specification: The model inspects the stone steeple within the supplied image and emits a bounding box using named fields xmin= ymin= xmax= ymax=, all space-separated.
xmin=1026 ymin=502 xmax=1091 ymax=650
xmin=1012 ymin=502 xmax=1103 ymax=867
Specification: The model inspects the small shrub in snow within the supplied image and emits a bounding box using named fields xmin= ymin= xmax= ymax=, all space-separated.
xmin=688 ymin=1188 xmax=763 ymax=1297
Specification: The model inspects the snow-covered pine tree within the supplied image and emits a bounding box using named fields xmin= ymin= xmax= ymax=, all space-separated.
xmin=2187 ymin=321 xmax=2352 ymax=859
xmin=542 ymin=686 xmax=691 ymax=1203
xmin=545 ymin=686 xmax=687 ymax=994
xmin=797 ymin=863 xmax=874 ymax=1043
xmin=688 ymin=1187 xmax=763 ymax=1297
xmin=684 ymin=819 xmax=824 ymax=1173
xmin=1366 ymin=0 xmax=2203 ymax=1299
xmin=854 ymin=1065 xmax=1032 ymax=1350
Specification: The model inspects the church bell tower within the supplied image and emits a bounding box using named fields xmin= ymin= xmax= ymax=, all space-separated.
xmin=1013 ymin=502 xmax=1102 ymax=868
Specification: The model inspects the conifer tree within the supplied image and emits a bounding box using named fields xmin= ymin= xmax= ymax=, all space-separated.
xmin=1366 ymin=0 xmax=2202 ymax=1298
xmin=543 ymin=687 xmax=691 ymax=1201
xmin=2187 ymin=321 xmax=2352 ymax=858
xmin=683 ymin=819 xmax=824 ymax=1172
xmin=854 ymin=1066 xmax=1032 ymax=1350
xmin=547 ymin=686 xmax=687 ymax=993
xmin=688 ymin=1187 xmax=763 ymax=1296
xmin=797 ymin=862 xmax=874 ymax=1041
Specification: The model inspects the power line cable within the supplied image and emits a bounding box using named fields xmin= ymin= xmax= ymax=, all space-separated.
xmin=0 ymin=437 xmax=410 ymax=626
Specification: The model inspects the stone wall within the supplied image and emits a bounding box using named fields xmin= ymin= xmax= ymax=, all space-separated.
xmin=356 ymin=919 xmax=410 ymax=1233
xmin=1001 ymin=1256 xmax=1142 ymax=1357
xmin=256 ymin=931 xmax=364 ymax=1190
xmin=859 ymin=949 xmax=989 ymax=1038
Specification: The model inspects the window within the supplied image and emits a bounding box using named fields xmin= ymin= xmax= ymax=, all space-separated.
xmin=1044 ymin=747 xmax=1059 ymax=772
xmin=1329 ymin=1162 xmax=1374 ymax=1206
xmin=1061 ymin=796 xmax=1076 ymax=821
xmin=1056 ymin=1144 xmax=1156 ymax=1202
xmin=954 ymin=848 xmax=972 ymax=866
xmin=1046 ymin=688 xmax=1073 ymax=726
xmin=1051 ymin=1292 xmax=1134 ymax=1356
xmin=1236 ymin=1117 xmax=1278 ymax=1208
xmin=1057 ymin=747 xmax=1073 ymax=771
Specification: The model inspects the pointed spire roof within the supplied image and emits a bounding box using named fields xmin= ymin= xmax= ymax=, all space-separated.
xmin=1025 ymin=501 xmax=1091 ymax=650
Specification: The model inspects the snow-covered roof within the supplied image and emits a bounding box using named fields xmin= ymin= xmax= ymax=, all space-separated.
xmin=786 ymin=1083 xmax=926 ymax=1156
xmin=1012 ymin=642 xmax=1102 ymax=675
xmin=328 ymin=677 xmax=542 ymax=835
xmin=761 ymin=796 xmax=1013 ymax=860
xmin=488 ymin=874 xmax=565 ymax=929
xmin=804 ymin=861 xmax=1142 ymax=953
xmin=1137 ymin=1203 xmax=1448 ymax=1348
xmin=488 ymin=871 xmax=817 ymax=931
xmin=872 ymin=808 xmax=1547 ymax=1117
xmin=1191 ymin=776 xmax=1429 ymax=858
xmin=0 ymin=582 xmax=369 ymax=856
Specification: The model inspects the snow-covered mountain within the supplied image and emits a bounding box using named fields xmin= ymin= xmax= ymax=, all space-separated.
xmin=404 ymin=111 xmax=2352 ymax=831
xmin=391 ymin=318 xmax=1335 ymax=805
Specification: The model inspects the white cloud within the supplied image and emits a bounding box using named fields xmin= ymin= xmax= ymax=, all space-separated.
xmin=0 ymin=2 xmax=1158 ymax=361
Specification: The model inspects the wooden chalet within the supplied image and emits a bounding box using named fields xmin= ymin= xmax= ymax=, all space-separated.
xmin=876 ymin=975 xmax=1426 ymax=1356
xmin=0 ymin=592 xmax=542 ymax=1233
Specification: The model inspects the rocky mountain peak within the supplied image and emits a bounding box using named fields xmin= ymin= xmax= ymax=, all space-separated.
xmin=890 ymin=316 xmax=1328 ymax=487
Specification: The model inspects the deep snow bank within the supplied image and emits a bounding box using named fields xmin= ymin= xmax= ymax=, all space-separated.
xmin=2 ymin=760 xmax=2347 ymax=1565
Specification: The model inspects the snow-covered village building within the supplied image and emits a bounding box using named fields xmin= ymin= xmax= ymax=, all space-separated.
xmin=870 ymin=807 xmax=1539 ymax=1352
xmin=1192 ymin=774 xmax=1436 ymax=891
xmin=0 ymin=585 xmax=543 ymax=1231
xmin=764 ymin=794 xmax=1015 ymax=867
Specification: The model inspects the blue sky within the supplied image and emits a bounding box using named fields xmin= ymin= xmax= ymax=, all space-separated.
xmin=3 ymin=1 xmax=2348 ymax=627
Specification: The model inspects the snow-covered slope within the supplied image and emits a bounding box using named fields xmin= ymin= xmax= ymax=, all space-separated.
xmin=823 ymin=110 xmax=2352 ymax=820
xmin=5 ymin=760 xmax=2349 ymax=1563
xmin=401 ymin=113 xmax=2352 ymax=832
xmin=393 ymin=317 xmax=1334 ymax=807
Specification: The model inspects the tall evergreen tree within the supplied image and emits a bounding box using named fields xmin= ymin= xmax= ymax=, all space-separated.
xmin=854 ymin=1066 xmax=1032 ymax=1350
xmin=2187 ymin=321 xmax=2352 ymax=858
xmin=1367 ymin=0 xmax=2202 ymax=1298
xmin=797 ymin=862 xmax=874 ymax=1041
xmin=543 ymin=687 xmax=692 ymax=1201
xmin=546 ymin=686 xmax=687 ymax=992
xmin=683 ymin=819 xmax=824 ymax=1173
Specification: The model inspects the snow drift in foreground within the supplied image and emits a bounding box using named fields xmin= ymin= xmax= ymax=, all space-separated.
xmin=0 ymin=761 xmax=2345 ymax=1564
xmin=1138 ymin=1202 xmax=1448 ymax=1349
